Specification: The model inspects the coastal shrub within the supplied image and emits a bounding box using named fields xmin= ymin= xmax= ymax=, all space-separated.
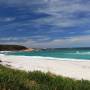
xmin=0 ymin=65 xmax=90 ymax=90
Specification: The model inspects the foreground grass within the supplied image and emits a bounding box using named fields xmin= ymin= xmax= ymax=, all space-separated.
xmin=0 ymin=65 xmax=90 ymax=90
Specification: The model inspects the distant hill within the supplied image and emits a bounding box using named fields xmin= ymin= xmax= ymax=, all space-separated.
xmin=0 ymin=45 xmax=27 ymax=51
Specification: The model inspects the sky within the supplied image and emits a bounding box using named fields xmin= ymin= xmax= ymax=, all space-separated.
xmin=0 ymin=0 xmax=90 ymax=48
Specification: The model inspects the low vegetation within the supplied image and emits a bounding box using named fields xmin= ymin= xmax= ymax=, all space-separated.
xmin=0 ymin=45 xmax=27 ymax=51
xmin=0 ymin=65 xmax=90 ymax=90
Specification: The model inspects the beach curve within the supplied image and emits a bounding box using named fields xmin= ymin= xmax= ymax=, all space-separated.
xmin=0 ymin=54 xmax=90 ymax=80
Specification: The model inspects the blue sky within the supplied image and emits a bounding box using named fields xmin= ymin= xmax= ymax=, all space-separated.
xmin=0 ymin=0 xmax=90 ymax=48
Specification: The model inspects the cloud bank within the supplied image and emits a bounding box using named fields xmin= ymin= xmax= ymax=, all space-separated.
xmin=0 ymin=0 xmax=90 ymax=48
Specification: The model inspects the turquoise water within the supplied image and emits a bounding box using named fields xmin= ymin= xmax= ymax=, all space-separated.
xmin=3 ymin=49 xmax=90 ymax=60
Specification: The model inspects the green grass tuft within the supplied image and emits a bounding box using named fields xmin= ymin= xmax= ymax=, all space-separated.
xmin=0 ymin=65 xmax=90 ymax=90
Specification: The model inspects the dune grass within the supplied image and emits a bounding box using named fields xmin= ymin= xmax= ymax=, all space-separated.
xmin=0 ymin=65 xmax=90 ymax=90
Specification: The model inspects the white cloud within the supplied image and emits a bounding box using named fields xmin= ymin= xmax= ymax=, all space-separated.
xmin=35 ymin=0 xmax=90 ymax=27
xmin=0 ymin=0 xmax=90 ymax=48
xmin=0 ymin=0 xmax=90 ymax=28
xmin=0 ymin=37 xmax=29 ymax=41
xmin=21 ymin=35 xmax=90 ymax=48
xmin=0 ymin=0 xmax=48 ymax=6
xmin=84 ymin=30 xmax=90 ymax=33
xmin=0 ymin=35 xmax=90 ymax=48
xmin=0 ymin=17 xmax=16 ymax=22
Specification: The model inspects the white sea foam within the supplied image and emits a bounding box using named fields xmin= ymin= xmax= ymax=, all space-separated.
xmin=0 ymin=54 xmax=5 ymax=56
xmin=68 ymin=52 xmax=90 ymax=55
xmin=77 ymin=52 xmax=90 ymax=55
xmin=0 ymin=51 xmax=12 ymax=53
xmin=0 ymin=54 xmax=89 ymax=61
xmin=23 ymin=56 xmax=86 ymax=61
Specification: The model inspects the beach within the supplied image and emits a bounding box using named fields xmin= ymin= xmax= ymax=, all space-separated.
xmin=0 ymin=54 xmax=90 ymax=80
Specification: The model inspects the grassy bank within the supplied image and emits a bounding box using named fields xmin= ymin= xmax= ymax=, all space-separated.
xmin=0 ymin=65 xmax=90 ymax=90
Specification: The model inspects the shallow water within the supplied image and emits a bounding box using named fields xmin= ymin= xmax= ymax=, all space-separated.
xmin=1 ymin=49 xmax=90 ymax=60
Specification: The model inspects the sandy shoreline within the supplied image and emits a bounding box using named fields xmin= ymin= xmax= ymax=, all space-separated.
xmin=0 ymin=54 xmax=90 ymax=80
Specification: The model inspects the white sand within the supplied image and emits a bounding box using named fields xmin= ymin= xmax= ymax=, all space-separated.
xmin=0 ymin=54 xmax=90 ymax=80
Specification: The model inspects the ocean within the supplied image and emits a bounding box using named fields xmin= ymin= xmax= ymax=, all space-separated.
xmin=1 ymin=48 xmax=90 ymax=60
